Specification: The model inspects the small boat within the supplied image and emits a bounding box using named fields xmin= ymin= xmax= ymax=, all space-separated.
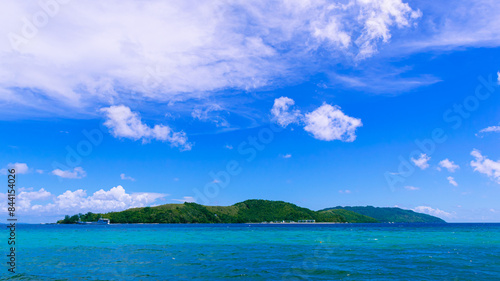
xmin=94 ymin=218 xmax=110 ymax=225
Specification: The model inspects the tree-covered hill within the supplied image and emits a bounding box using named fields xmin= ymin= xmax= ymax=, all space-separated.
xmin=57 ymin=200 xmax=445 ymax=224
xmin=320 ymin=206 xmax=446 ymax=223
xmin=58 ymin=200 xmax=374 ymax=224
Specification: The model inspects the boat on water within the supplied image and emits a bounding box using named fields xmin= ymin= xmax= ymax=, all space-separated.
xmin=77 ymin=218 xmax=110 ymax=225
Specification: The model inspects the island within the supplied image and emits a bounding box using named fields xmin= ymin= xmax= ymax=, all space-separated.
xmin=57 ymin=199 xmax=446 ymax=224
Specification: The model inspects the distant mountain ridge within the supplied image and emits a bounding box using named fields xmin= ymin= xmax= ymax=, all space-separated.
xmin=57 ymin=200 xmax=446 ymax=224
xmin=321 ymin=206 xmax=446 ymax=223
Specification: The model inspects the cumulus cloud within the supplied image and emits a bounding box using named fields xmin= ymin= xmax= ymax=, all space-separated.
xmin=338 ymin=189 xmax=352 ymax=194
xmin=101 ymin=105 xmax=192 ymax=150
xmin=438 ymin=159 xmax=459 ymax=172
xmin=120 ymin=173 xmax=135 ymax=181
xmin=17 ymin=188 xmax=52 ymax=211
xmin=0 ymin=0 xmax=421 ymax=118
xmin=404 ymin=186 xmax=419 ymax=191
xmin=51 ymin=167 xmax=86 ymax=179
xmin=470 ymin=149 xmax=500 ymax=184
xmin=271 ymin=97 xmax=362 ymax=142
xmin=411 ymin=153 xmax=430 ymax=170
xmin=281 ymin=154 xmax=292 ymax=159
xmin=7 ymin=185 xmax=168 ymax=214
xmin=413 ymin=206 xmax=451 ymax=218
xmin=0 ymin=162 xmax=29 ymax=174
xmin=447 ymin=176 xmax=458 ymax=187
xmin=303 ymin=103 xmax=362 ymax=142
xmin=271 ymin=97 xmax=302 ymax=127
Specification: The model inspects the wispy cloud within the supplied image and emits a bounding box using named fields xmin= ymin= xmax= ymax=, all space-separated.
xmin=0 ymin=0 xmax=422 ymax=119
xmin=404 ymin=186 xmax=420 ymax=191
xmin=51 ymin=167 xmax=86 ymax=179
xmin=398 ymin=1 xmax=500 ymax=52
xmin=281 ymin=154 xmax=292 ymax=159
xmin=447 ymin=176 xmax=458 ymax=187
xmin=191 ymin=104 xmax=229 ymax=128
xmin=120 ymin=173 xmax=135 ymax=181
xmin=477 ymin=125 xmax=500 ymax=136
xmin=332 ymin=71 xmax=441 ymax=93
xmin=172 ymin=196 xmax=196 ymax=203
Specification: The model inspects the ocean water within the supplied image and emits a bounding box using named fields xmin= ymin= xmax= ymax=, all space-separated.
xmin=2 ymin=223 xmax=500 ymax=280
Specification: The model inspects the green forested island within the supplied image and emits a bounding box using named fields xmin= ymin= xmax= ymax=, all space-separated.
xmin=57 ymin=199 xmax=445 ymax=224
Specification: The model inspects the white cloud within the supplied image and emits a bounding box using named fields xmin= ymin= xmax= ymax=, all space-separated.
xmin=404 ymin=185 xmax=419 ymax=191
xmin=35 ymin=169 xmax=44 ymax=174
xmin=271 ymin=97 xmax=302 ymax=127
xmin=351 ymin=0 xmax=422 ymax=59
xmin=400 ymin=1 xmax=500 ymax=53
xmin=191 ymin=104 xmax=229 ymax=128
xmin=120 ymin=173 xmax=135 ymax=181
xmin=411 ymin=153 xmax=430 ymax=170
xmin=271 ymin=98 xmax=363 ymax=142
xmin=51 ymin=167 xmax=86 ymax=179
xmin=0 ymin=0 xmax=421 ymax=118
xmin=447 ymin=176 xmax=458 ymax=187
xmin=225 ymin=145 xmax=233 ymax=150
xmin=281 ymin=154 xmax=292 ymax=159
xmin=413 ymin=206 xmax=451 ymax=218
xmin=333 ymin=71 xmax=441 ymax=93
xmin=17 ymin=188 xmax=52 ymax=211
xmin=101 ymin=105 xmax=191 ymax=150
xmin=338 ymin=189 xmax=351 ymax=194
xmin=439 ymin=159 xmax=459 ymax=172
xmin=498 ymin=71 xmax=500 ymax=84
xmin=478 ymin=126 xmax=500 ymax=134
xmin=470 ymin=149 xmax=500 ymax=184
xmin=20 ymin=185 xmax=167 ymax=214
xmin=172 ymin=196 xmax=196 ymax=203
xmin=303 ymin=103 xmax=362 ymax=142
xmin=0 ymin=162 xmax=29 ymax=174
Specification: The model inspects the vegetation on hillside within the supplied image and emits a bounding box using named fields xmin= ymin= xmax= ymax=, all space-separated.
xmin=318 ymin=209 xmax=379 ymax=223
xmin=57 ymin=200 xmax=445 ymax=224
xmin=321 ymin=206 xmax=446 ymax=223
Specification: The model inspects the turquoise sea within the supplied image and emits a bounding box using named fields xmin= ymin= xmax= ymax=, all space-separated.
xmin=3 ymin=223 xmax=500 ymax=280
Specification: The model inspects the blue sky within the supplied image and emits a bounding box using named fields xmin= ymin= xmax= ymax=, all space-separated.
xmin=1 ymin=0 xmax=500 ymax=223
